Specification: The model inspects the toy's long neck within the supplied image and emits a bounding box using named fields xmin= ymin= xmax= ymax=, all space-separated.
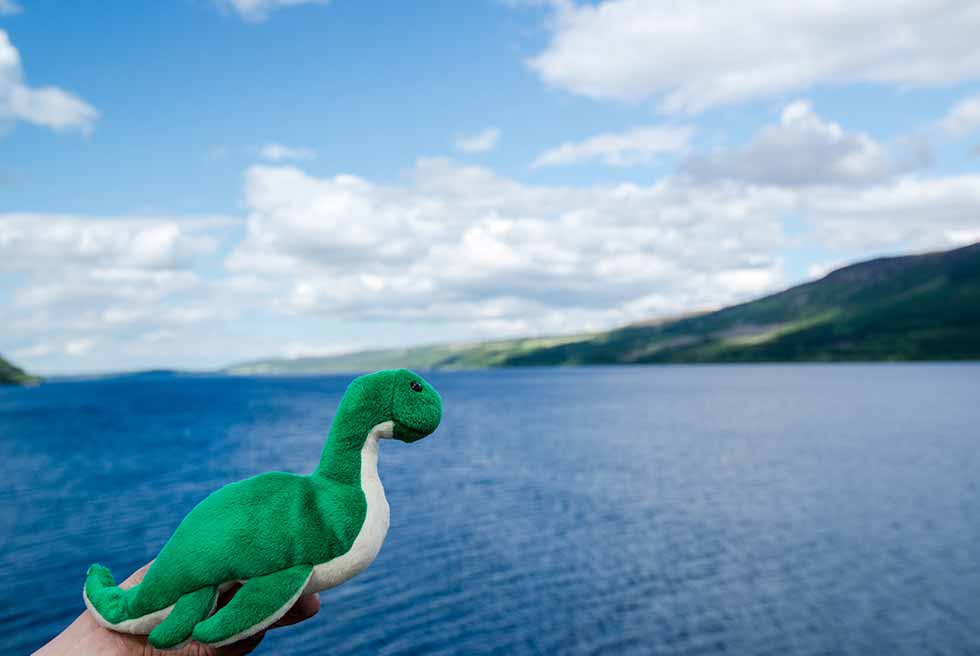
xmin=313 ymin=411 xmax=388 ymax=486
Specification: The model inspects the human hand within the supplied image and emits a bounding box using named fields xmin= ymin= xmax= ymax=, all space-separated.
xmin=35 ymin=562 xmax=320 ymax=656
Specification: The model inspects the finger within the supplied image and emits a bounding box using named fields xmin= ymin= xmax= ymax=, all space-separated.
xmin=271 ymin=593 xmax=320 ymax=628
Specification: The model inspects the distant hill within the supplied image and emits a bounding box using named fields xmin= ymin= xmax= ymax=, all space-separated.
xmin=225 ymin=334 xmax=595 ymax=375
xmin=505 ymin=241 xmax=980 ymax=365
xmin=225 ymin=241 xmax=980 ymax=374
xmin=0 ymin=354 xmax=39 ymax=385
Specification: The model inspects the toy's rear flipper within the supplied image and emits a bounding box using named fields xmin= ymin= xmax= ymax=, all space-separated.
xmin=192 ymin=563 xmax=313 ymax=648
xmin=84 ymin=564 xmax=178 ymax=635
xmin=148 ymin=586 xmax=218 ymax=650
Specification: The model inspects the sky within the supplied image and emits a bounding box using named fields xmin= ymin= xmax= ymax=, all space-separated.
xmin=2 ymin=0 xmax=979 ymax=374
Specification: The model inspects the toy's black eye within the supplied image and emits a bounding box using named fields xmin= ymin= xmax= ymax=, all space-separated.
xmin=410 ymin=381 xmax=423 ymax=392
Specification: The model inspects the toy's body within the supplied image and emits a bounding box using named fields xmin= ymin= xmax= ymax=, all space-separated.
xmin=83 ymin=369 xmax=442 ymax=649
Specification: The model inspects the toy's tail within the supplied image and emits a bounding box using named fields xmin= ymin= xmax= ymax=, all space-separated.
xmin=83 ymin=564 xmax=139 ymax=627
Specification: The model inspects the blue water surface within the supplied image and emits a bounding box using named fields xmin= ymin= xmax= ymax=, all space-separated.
xmin=1 ymin=365 xmax=979 ymax=655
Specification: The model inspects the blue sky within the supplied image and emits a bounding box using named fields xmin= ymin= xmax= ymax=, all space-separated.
xmin=2 ymin=0 xmax=979 ymax=374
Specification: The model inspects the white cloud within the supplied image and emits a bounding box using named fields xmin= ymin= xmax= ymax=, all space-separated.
xmin=15 ymin=338 xmax=97 ymax=359
xmin=228 ymin=159 xmax=793 ymax=332
xmin=12 ymin=342 xmax=51 ymax=360
xmin=947 ymin=228 xmax=980 ymax=245
xmin=528 ymin=0 xmax=980 ymax=113
xmin=227 ymin=158 xmax=980 ymax=340
xmin=0 ymin=214 xmax=224 ymax=271
xmin=455 ymin=128 xmax=502 ymax=154
xmin=803 ymin=175 xmax=980 ymax=251
xmin=0 ymin=1 xmax=22 ymax=16
xmin=684 ymin=100 xmax=925 ymax=186
xmin=216 ymin=0 xmax=329 ymax=23
xmin=65 ymin=338 xmax=95 ymax=357
xmin=0 ymin=214 xmax=242 ymax=372
xmin=533 ymin=125 xmax=692 ymax=167
xmin=12 ymin=269 xmax=204 ymax=312
xmin=0 ymin=30 xmax=98 ymax=134
xmin=939 ymin=93 xmax=980 ymax=137
xmin=259 ymin=143 xmax=316 ymax=162
xmin=280 ymin=341 xmax=360 ymax=359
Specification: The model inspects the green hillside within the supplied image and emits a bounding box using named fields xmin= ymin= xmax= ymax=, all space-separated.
xmin=505 ymin=241 xmax=980 ymax=365
xmin=225 ymin=241 xmax=980 ymax=374
xmin=225 ymin=334 xmax=595 ymax=375
xmin=0 ymin=354 xmax=40 ymax=385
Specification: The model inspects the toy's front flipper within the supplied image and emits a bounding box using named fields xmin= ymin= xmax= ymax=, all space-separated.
xmin=147 ymin=586 xmax=218 ymax=650
xmin=191 ymin=564 xmax=313 ymax=648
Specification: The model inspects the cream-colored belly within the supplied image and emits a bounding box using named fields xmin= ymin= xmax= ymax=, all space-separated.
xmin=305 ymin=421 xmax=391 ymax=594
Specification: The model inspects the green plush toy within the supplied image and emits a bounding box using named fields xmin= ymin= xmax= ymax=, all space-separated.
xmin=83 ymin=369 xmax=442 ymax=650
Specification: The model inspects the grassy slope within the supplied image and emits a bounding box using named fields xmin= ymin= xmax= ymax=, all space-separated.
xmin=226 ymin=242 xmax=980 ymax=374
xmin=503 ymin=241 xmax=980 ymax=365
xmin=225 ymin=334 xmax=595 ymax=375
xmin=0 ymin=354 xmax=39 ymax=385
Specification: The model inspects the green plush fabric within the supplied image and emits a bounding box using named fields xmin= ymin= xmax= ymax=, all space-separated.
xmin=192 ymin=564 xmax=312 ymax=645
xmin=85 ymin=564 xmax=129 ymax=624
xmin=84 ymin=369 xmax=441 ymax=648
xmin=149 ymin=586 xmax=218 ymax=648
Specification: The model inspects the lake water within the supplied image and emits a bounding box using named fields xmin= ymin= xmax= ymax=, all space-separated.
xmin=2 ymin=365 xmax=979 ymax=655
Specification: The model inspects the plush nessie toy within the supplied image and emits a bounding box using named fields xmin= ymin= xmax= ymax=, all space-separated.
xmin=83 ymin=369 xmax=442 ymax=649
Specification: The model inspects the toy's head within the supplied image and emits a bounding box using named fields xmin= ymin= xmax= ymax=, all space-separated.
xmin=343 ymin=369 xmax=442 ymax=443
xmin=389 ymin=369 xmax=442 ymax=442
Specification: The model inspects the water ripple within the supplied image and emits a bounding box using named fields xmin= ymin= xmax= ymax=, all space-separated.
xmin=2 ymin=366 xmax=980 ymax=654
